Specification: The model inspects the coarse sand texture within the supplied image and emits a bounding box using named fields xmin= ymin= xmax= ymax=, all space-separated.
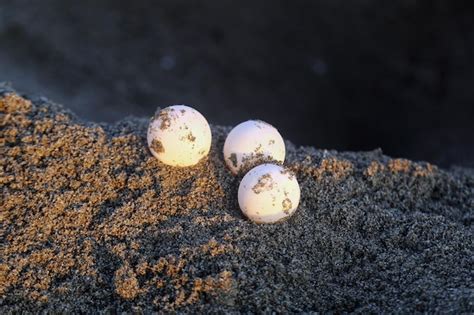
xmin=1 ymin=84 xmax=473 ymax=313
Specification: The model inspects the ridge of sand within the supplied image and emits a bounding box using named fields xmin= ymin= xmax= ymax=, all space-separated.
xmin=1 ymin=84 xmax=473 ymax=313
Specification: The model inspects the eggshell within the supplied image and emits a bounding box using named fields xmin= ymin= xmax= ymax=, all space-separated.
xmin=238 ymin=163 xmax=300 ymax=223
xmin=147 ymin=105 xmax=211 ymax=167
xmin=223 ymin=120 xmax=285 ymax=175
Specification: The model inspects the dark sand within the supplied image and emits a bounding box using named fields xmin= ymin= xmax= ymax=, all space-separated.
xmin=1 ymin=84 xmax=473 ymax=313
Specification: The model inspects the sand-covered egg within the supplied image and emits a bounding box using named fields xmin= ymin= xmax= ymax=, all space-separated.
xmin=147 ymin=105 xmax=212 ymax=167
xmin=223 ymin=120 xmax=285 ymax=175
xmin=238 ymin=163 xmax=300 ymax=223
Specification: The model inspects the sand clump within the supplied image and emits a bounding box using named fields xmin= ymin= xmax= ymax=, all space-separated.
xmin=1 ymin=84 xmax=473 ymax=313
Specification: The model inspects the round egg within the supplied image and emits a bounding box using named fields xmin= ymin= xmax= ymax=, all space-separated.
xmin=147 ymin=105 xmax=212 ymax=167
xmin=238 ymin=163 xmax=300 ymax=223
xmin=223 ymin=120 xmax=285 ymax=175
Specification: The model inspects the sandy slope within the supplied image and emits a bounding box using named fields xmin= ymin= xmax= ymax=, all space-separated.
xmin=1 ymin=84 xmax=473 ymax=313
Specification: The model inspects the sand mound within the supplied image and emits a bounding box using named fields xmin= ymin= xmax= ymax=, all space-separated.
xmin=1 ymin=84 xmax=473 ymax=313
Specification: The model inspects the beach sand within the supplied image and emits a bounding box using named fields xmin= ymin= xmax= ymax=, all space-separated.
xmin=1 ymin=83 xmax=473 ymax=313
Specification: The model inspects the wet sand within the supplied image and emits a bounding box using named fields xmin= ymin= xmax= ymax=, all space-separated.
xmin=1 ymin=84 xmax=473 ymax=313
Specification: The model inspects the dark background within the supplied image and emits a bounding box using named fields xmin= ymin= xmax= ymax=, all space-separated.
xmin=1 ymin=0 xmax=473 ymax=167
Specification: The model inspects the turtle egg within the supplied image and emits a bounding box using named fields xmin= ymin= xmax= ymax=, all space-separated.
xmin=238 ymin=163 xmax=300 ymax=223
xmin=147 ymin=105 xmax=212 ymax=167
xmin=223 ymin=120 xmax=285 ymax=175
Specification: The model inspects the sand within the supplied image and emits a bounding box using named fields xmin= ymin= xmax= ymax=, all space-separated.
xmin=1 ymin=83 xmax=473 ymax=313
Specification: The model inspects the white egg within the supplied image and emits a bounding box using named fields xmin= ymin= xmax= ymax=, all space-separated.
xmin=238 ymin=163 xmax=300 ymax=223
xmin=223 ymin=120 xmax=285 ymax=175
xmin=147 ymin=105 xmax=212 ymax=167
